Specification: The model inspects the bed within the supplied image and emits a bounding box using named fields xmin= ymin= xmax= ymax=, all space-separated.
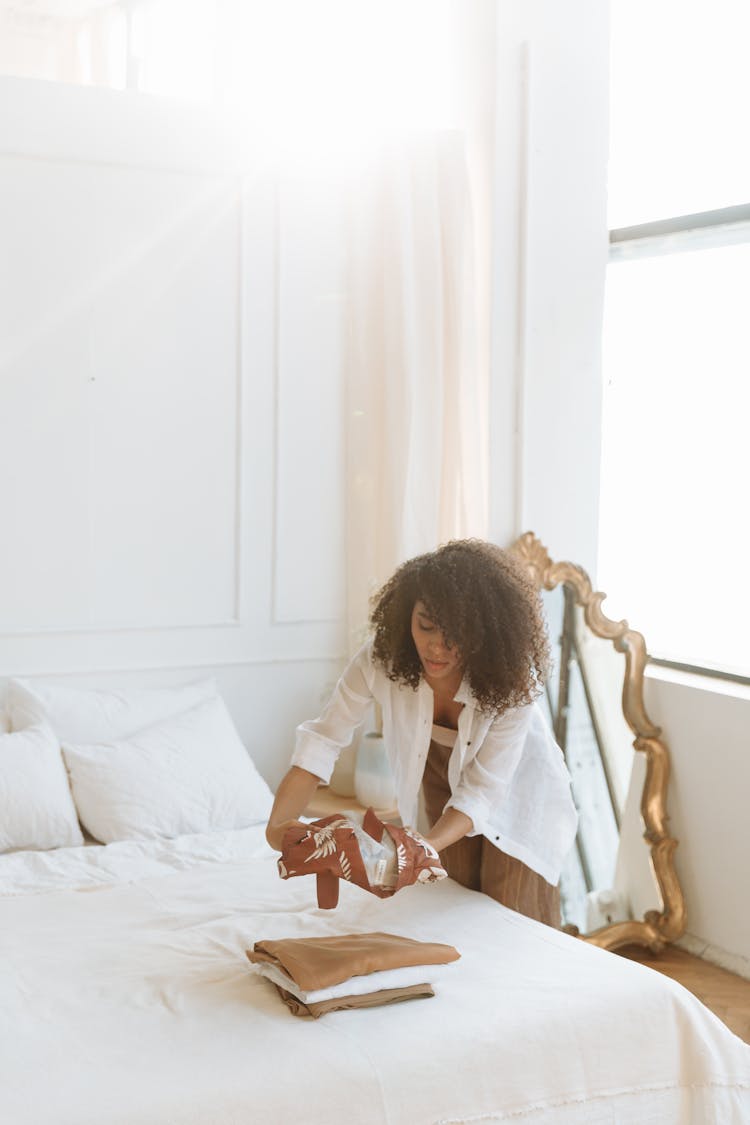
xmin=1 ymin=825 xmax=749 ymax=1125
xmin=1 ymin=677 xmax=749 ymax=1124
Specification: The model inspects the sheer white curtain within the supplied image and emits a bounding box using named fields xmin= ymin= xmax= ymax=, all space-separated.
xmin=345 ymin=131 xmax=488 ymax=652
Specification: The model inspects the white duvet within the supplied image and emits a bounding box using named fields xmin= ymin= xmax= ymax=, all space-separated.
xmin=1 ymin=828 xmax=749 ymax=1125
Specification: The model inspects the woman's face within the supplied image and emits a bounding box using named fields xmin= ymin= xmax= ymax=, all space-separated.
xmin=410 ymin=601 xmax=463 ymax=685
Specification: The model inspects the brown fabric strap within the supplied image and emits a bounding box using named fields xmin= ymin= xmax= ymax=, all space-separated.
xmin=315 ymin=870 xmax=339 ymax=909
xmin=274 ymin=982 xmax=434 ymax=1019
xmin=362 ymin=806 xmax=384 ymax=842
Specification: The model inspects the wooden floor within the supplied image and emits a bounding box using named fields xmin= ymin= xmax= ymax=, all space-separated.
xmin=618 ymin=945 xmax=750 ymax=1044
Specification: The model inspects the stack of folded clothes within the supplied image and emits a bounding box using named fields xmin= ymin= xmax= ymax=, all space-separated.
xmin=246 ymin=931 xmax=460 ymax=1018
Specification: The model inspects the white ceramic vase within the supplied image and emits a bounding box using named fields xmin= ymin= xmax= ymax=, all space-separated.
xmin=354 ymin=732 xmax=397 ymax=810
xmin=328 ymin=743 xmax=358 ymax=797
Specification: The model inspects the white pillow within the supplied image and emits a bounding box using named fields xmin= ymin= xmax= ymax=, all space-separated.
xmin=0 ymin=710 xmax=9 ymax=734
xmin=62 ymin=696 xmax=274 ymax=843
xmin=0 ymin=724 xmax=84 ymax=853
xmin=8 ymin=677 xmax=216 ymax=743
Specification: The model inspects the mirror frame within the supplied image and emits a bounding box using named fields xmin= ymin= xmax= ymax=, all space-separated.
xmin=510 ymin=531 xmax=687 ymax=953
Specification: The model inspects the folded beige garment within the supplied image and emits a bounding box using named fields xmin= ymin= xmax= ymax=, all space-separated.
xmin=276 ymin=982 xmax=434 ymax=1019
xmin=246 ymin=931 xmax=460 ymax=992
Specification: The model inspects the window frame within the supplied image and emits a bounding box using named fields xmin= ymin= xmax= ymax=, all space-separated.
xmin=604 ymin=201 xmax=750 ymax=686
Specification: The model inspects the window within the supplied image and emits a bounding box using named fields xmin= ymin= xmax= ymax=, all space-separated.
xmin=598 ymin=0 xmax=750 ymax=680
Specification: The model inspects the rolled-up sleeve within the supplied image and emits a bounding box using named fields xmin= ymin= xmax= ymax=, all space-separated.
xmin=290 ymin=643 xmax=374 ymax=783
xmin=446 ymin=704 xmax=533 ymax=836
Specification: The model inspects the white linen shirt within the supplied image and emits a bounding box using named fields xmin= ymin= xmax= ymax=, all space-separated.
xmin=291 ymin=641 xmax=578 ymax=885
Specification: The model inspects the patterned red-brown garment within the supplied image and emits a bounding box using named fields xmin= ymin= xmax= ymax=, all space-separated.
xmin=278 ymin=809 xmax=447 ymax=909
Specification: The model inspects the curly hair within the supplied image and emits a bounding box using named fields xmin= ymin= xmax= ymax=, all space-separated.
xmin=370 ymin=539 xmax=549 ymax=714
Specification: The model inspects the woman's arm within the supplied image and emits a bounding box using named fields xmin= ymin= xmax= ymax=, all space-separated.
xmin=268 ymin=646 xmax=377 ymax=851
xmin=265 ymin=766 xmax=321 ymax=851
xmin=291 ymin=643 xmax=375 ymax=781
xmin=423 ymin=807 xmax=473 ymax=853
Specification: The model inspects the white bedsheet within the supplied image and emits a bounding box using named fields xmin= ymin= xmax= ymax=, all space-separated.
xmin=1 ymin=828 xmax=749 ymax=1125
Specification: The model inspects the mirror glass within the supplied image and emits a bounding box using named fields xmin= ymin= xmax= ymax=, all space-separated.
xmin=540 ymin=584 xmax=662 ymax=934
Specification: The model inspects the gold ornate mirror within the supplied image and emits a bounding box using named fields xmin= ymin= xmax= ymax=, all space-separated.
xmin=510 ymin=532 xmax=687 ymax=953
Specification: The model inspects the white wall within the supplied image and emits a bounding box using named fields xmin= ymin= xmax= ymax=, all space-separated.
xmin=0 ymin=76 xmax=349 ymax=788
xmin=489 ymin=0 xmax=610 ymax=578
xmin=0 ymin=11 xmax=499 ymax=783
xmin=644 ymin=670 xmax=750 ymax=978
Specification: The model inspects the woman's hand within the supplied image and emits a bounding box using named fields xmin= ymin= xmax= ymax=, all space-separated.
xmin=266 ymin=818 xmax=309 ymax=852
xmin=423 ymin=807 xmax=474 ymax=854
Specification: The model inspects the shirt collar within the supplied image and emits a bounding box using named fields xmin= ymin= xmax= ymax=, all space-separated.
xmin=418 ymin=673 xmax=474 ymax=707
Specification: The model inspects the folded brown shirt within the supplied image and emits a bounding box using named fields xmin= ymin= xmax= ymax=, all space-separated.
xmin=275 ymin=982 xmax=435 ymax=1019
xmin=246 ymin=931 xmax=460 ymax=992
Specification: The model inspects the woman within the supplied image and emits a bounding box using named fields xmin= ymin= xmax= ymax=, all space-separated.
xmin=266 ymin=539 xmax=577 ymax=927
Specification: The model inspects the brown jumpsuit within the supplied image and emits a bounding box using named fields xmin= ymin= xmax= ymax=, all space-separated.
xmin=421 ymin=723 xmax=561 ymax=928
